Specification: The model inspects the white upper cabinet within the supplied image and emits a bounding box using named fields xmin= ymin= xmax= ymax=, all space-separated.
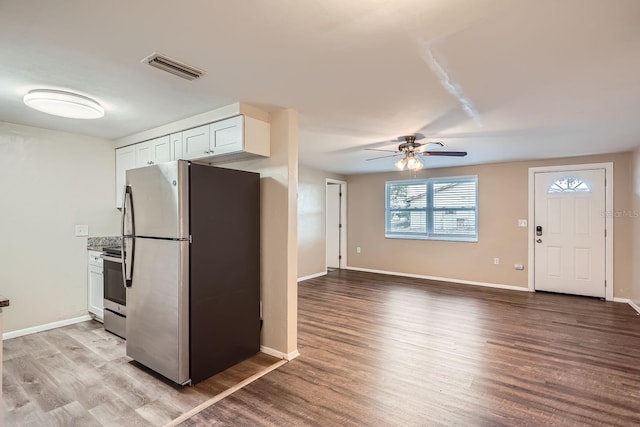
xmin=115 ymin=136 xmax=171 ymax=207
xmin=171 ymin=116 xmax=269 ymax=162
xmin=210 ymin=115 xmax=243 ymax=155
xmin=136 ymin=136 xmax=171 ymax=166
xmin=207 ymin=115 xmax=270 ymax=162
xmin=115 ymin=115 xmax=270 ymax=207
xmin=115 ymin=145 xmax=136 ymax=208
xmin=181 ymin=125 xmax=210 ymax=160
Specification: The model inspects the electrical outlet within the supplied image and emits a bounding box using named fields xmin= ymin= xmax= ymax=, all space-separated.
xmin=494 ymin=257 xmax=500 ymax=265
xmin=356 ymin=247 xmax=361 ymax=254
xmin=75 ymin=225 xmax=89 ymax=236
xmin=518 ymin=219 xmax=528 ymax=227
xmin=514 ymin=264 xmax=525 ymax=270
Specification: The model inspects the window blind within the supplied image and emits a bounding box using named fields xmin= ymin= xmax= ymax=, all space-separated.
xmin=385 ymin=176 xmax=478 ymax=241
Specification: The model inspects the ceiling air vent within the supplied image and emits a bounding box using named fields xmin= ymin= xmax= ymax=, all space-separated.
xmin=141 ymin=53 xmax=204 ymax=81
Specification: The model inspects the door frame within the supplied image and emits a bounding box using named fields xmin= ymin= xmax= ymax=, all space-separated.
xmin=527 ymin=162 xmax=613 ymax=300
xmin=326 ymin=178 xmax=347 ymax=270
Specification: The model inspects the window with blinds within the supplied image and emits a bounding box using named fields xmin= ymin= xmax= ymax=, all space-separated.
xmin=385 ymin=176 xmax=478 ymax=241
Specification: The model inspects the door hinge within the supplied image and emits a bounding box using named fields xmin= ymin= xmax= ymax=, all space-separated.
xmin=605 ymin=229 xmax=607 ymax=237
xmin=605 ymin=280 xmax=607 ymax=288
xmin=339 ymin=223 xmax=342 ymax=228
xmin=339 ymin=255 xmax=342 ymax=260
xmin=339 ymin=192 xmax=343 ymax=197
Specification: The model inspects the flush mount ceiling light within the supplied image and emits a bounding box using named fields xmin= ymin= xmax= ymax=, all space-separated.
xmin=23 ymin=89 xmax=105 ymax=119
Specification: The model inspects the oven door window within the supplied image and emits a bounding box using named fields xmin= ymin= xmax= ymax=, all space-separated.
xmin=104 ymin=260 xmax=126 ymax=306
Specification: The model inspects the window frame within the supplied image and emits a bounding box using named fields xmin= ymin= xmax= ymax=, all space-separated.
xmin=385 ymin=175 xmax=479 ymax=242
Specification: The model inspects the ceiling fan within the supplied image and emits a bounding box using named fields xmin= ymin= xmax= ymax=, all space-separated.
xmin=366 ymin=135 xmax=467 ymax=171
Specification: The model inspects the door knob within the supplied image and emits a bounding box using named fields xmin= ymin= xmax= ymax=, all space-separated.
xmin=536 ymin=239 xmax=542 ymax=243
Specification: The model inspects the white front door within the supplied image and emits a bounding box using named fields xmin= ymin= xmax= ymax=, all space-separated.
xmin=534 ymin=169 xmax=606 ymax=297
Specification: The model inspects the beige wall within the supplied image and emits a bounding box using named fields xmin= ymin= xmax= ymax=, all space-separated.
xmin=298 ymin=165 xmax=346 ymax=279
xmin=215 ymin=109 xmax=299 ymax=356
xmin=0 ymin=122 xmax=120 ymax=333
xmin=347 ymin=152 xmax=633 ymax=298
xmin=631 ymin=148 xmax=640 ymax=306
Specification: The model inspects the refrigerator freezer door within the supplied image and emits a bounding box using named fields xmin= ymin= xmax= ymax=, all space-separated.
xmin=125 ymin=160 xmax=189 ymax=239
xmin=126 ymin=237 xmax=189 ymax=385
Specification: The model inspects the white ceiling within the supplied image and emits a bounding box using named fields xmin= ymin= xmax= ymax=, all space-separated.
xmin=1 ymin=0 xmax=639 ymax=174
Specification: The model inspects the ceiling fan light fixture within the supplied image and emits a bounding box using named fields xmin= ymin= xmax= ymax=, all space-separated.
xmin=406 ymin=155 xmax=423 ymax=171
xmin=412 ymin=159 xmax=424 ymax=171
xmin=395 ymin=158 xmax=407 ymax=170
xmin=23 ymin=89 xmax=105 ymax=119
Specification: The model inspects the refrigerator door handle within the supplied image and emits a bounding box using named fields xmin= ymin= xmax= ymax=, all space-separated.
xmin=121 ymin=185 xmax=135 ymax=287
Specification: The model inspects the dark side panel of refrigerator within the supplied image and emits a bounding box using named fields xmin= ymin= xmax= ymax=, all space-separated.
xmin=189 ymin=163 xmax=261 ymax=383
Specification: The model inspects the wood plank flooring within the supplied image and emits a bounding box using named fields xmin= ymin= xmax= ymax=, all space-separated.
xmin=181 ymin=270 xmax=640 ymax=426
xmin=2 ymin=321 xmax=280 ymax=426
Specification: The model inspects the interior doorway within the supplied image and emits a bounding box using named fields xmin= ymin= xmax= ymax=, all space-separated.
xmin=326 ymin=179 xmax=347 ymax=271
xmin=528 ymin=163 xmax=613 ymax=300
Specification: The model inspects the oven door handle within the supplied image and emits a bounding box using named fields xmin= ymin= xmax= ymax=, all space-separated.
xmin=121 ymin=184 xmax=134 ymax=288
xmin=102 ymin=255 xmax=123 ymax=264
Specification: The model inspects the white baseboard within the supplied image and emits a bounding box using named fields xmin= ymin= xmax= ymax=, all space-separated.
xmin=260 ymin=345 xmax=300 ymax=361
xmin=345 ymin=266 xmax=529 ymax=293
xmin=613 ymin=297 xmax=630 ymax=303
xmin=629 ymin=300 xmax=640 ymax=315
xmin=3 ymin=315 xmax=92 ymax=340
xmin=297 ymin=271 xmax=327 ymax=282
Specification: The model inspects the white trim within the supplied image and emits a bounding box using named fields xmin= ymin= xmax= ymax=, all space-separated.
xmin=164 ymin=357 xmax=288 ymax=427
xmin=629 ymin=300 xmax=640 ymax=314
xmin=528 ymin=162 xmax=614 ymax=301
xmin=326 ymin=178 xmax=348 ymax=271
xmin=2 ymin=315 xmax=92 ymax=340
xmin=260 ymin=345 xmax=301 ymax=361
xmin=297 ymin=271 xmax=327 ymax=282
xmin=345 ymin=266 xmax=529 ymax=292
xmin=613 ymin=297 xmax=630 ymax=303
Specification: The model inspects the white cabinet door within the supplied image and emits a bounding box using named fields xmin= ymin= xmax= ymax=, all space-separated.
xmin=137 ymin=136 xmax=171 ymax=166
xmin=170 ymin=132 xmax=183 ymax=160
xmin=210 ymin=115 xmax=243 ymax=155
xmin=181 ymin=125 xmax=210 ymax=160
xmin=151 ymin=135 xmax=171 ymax=164
xmin=115 ymin=146 xmax=136 ymax=208
xmin=136 ymin=141 xmax=153 ymax=166
xmin=88 ymin=264 xmax=104 ymax=321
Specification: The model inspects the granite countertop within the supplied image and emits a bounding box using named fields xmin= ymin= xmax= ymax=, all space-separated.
xmin=0 ymin=295 xmax=9 ymax=307
xmin=87 ymin=236 xmax=121 ymax=252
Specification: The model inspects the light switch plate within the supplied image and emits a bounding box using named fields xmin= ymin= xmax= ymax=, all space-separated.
xmin=75 ymin=225 xmax=89 ymax=236
xmin=518 ymin=219 xmax=528 ymax=227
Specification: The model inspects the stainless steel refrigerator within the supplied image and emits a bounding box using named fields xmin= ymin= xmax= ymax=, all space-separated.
xmin=122 ymin=160 xmax=260 ymax=385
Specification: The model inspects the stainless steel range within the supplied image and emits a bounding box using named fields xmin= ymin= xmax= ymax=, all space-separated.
xmin=102 ymin=247 xmax=126 ymax=339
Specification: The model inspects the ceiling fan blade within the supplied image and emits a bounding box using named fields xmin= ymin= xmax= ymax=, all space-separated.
xmin=366 ymin=153 xmax=403 ymax=161
xmin=364 ymin=148 xmax=399 ymax=153
xmin=420 ymin=151 xmax=467 ymax=157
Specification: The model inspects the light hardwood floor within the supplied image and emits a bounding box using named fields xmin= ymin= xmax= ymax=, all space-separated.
xmin=181 ymin=269 xmax=640 ymax=426
xmin=2 ymin=321 xmax=279 ymax=426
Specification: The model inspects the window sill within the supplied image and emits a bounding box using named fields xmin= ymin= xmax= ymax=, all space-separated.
xmin=385 ymin=234 xmax=478 ymax=243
